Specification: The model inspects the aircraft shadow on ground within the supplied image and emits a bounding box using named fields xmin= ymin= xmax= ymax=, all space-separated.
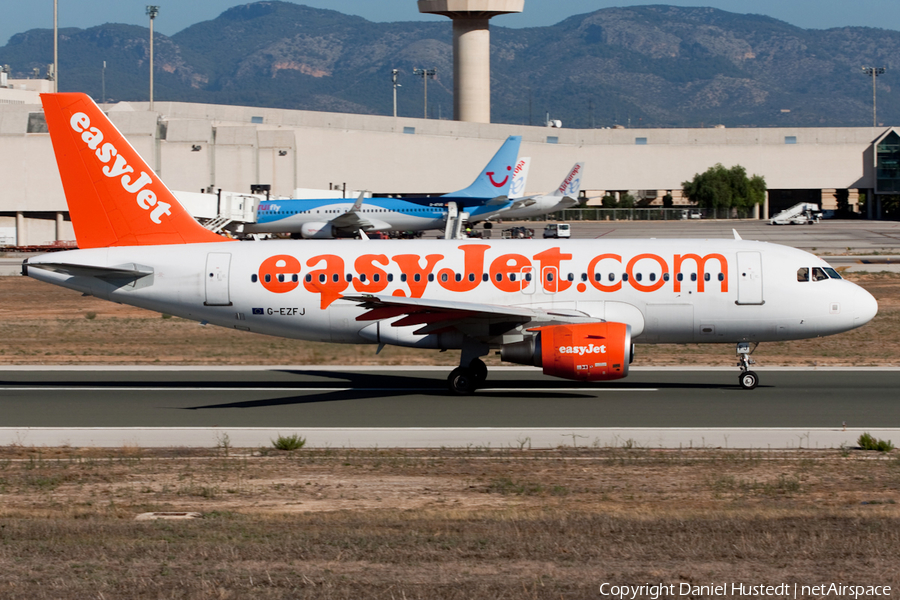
xmin=182 ymin=370 xmax=737 ymax=410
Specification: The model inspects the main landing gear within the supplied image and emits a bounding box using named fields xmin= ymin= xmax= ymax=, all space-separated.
xmin=448 ymin=340 xmax=489 ymax=395
xmin=736 ymin=342 xmax=759 ymax=390
xmin=448 ymin=358 xmax=487 ymax=395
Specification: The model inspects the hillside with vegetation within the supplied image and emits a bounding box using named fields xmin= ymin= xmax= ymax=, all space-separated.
xmin=1 ymin=1 xmax=898 ymax=127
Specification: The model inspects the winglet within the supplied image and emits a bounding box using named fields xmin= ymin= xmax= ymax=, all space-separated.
xmin=733 ymin=229 xmax=743 ymax=240
xmin=41 ymin=93 xmax=229 ymax=248
xmin=350 ymin=191 xmax=366 ymax=212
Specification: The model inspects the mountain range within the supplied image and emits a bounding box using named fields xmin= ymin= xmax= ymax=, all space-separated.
xmin=1 ymin=1 xmax=897 ymax=128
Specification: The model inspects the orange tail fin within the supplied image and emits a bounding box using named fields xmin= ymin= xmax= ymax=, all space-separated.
xmin=41 ymin=93 xmax=229 ymax=248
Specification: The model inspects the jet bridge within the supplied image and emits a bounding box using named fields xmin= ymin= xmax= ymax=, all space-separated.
xmin=174 ymin=190 xmax=263 ymax=234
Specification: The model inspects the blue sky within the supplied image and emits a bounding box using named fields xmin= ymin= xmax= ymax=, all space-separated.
xmin=3 ymin=0 xmax=900 ymax=47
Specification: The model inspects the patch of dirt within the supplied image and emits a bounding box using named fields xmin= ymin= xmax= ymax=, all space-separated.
xmin=0 ymin=447 xmax=898 ymax=598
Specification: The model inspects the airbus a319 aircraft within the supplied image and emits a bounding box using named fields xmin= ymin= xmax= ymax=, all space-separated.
xmin=26 ymin=94 xmax=878 ymax=394
xmin=243 ymin=135 xmax=522 ymax=238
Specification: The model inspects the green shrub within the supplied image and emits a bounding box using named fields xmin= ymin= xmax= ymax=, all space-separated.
xmin=272 ymin=434 xmax=306 ymax=451
xmin=858 ymin=433 xmax=894 ymax=452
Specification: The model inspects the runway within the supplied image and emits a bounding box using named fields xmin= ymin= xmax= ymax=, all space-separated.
xmin=1 ymin=367 xmax=897 ymax=448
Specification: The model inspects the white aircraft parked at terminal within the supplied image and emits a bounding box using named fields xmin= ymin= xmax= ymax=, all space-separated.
xmin=485 ymin=162 xmax=584 ymax=222
xmin=26 ymin=94 xmax=878 ymax=394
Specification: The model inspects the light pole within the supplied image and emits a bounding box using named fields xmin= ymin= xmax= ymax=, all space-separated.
xmin=392 ymin=69 xmax=400 ymax=117
xmin=53 ymin=0 xmax=58 ymax=92
xmin=862 ymin=66 xmax=886 ymax=127
xmin=101 ymin=60 xmax=106 ymax=104
xmin=413 ymin=67 xmax=437 ymax=119
xmin=146 ymin=5 xmax=159 ymax=111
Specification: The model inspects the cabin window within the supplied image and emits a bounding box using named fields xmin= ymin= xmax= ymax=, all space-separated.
xmin=510 ymin=273 xmax=517 ymax=282
xmin=567 ymin=273 xmax=574 ymax=282
xmin=649 ymin=273 xmax=656 ymax=282
xmin=346 ymin=274 xmax=352 ymax=282
xmin=482 ymin=274 xmax=489 ymax=282
xmin=622 ymin=273 xmax=628 ymax=282
xmin=718 ymin=273 xmax=724 ymax=281
xmin=401 ymin=274 xmax=407 ymax=282
xmin=468 ymin=273 xmax=476 ymax=282
xmin=495 ymin=273 xmax=502 ymax=282
xmin=428 ymin=274 xmax=434 ymax=282
xmin=264 ymin=274 xmax=271 ymax=283
xmin=251 ymin=274 xmax=258 ymax=283
xmin=594 ymin=273 xmax=602 ymax=282
xmin=388 ymin=274 xmax=394 ymax=282
xmin=663 ymin=273 xmax=670 ymax=281
xmin=676 ymin=273 xmax=683 ymax=282
xmin=704 ymin=273 xmax=711 ymax=282
xmin=373 ymin=274 xmax=380 ymax=283
xmin=414 ymin=274 xmax=421 ymax=282
xmin=455 ymin=273 xmax=462 ymax=282
xmin=332 ymin=274 xmax=339 ymax=283
xmin=277 ymin=274 xmax=284 ymax=283
xmin=608 ymin=273 xmax=615 ymax=282
xmin=359 ymin=274 xmax=367 ymax=282
xmin=441 ymin=273 xmax=448 ymax=282
xmin=635 ymin=273 xmax=642 ymax=282
xmin=305 ymin=274 xmax=312 ymax=282
xmin=690 ymin=273 xmax=697 ymax=282
xmin=319 ymin=274 xmax=326 ymax=283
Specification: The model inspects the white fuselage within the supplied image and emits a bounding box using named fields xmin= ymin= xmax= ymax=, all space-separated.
xmin=26 ymin=239 xmax=877 ymax=349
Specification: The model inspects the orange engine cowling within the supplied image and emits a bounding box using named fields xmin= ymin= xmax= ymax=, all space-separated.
xmin=500 ymin=322 xmax=632 ymax=382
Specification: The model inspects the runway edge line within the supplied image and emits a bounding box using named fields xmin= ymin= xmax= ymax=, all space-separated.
xmin=1 ymin=427 xmax=896 ymax=449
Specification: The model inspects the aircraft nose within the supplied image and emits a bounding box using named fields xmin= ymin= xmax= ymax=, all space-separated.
xmin=853 ymin=285 xmax=878 ymax=327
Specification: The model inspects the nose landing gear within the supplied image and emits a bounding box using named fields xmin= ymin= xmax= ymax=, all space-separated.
xmin=737 ymin=342 xmax=759 ymax=390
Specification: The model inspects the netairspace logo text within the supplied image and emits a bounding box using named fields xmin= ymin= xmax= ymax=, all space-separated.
xmin=598 ymin=582 xmax=892 ymax=599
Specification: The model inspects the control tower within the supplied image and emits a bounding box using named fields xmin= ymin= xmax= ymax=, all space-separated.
xmin=418 ymin=0 xmax=524 ymax=123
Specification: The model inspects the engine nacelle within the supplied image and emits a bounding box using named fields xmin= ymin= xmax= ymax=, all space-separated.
xmin=500 ymin=322 xmax=632 ymax=382
xmin=299 ymin=222 xmax=334 ymax=239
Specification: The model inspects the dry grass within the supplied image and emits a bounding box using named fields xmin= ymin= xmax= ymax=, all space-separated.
xmin=0 ymin=273 xmax=896 ymax=367
xmin=0 ymin=446 xmax=898 ymax=598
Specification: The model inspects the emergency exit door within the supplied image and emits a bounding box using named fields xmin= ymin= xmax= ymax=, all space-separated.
xmin=736 ymin=251 xmax=764 ymax=305
xmin=205 ymin=253 xmax=232 ymax=306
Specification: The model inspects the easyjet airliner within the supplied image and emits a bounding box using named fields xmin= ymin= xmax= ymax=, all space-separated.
xmin=25 ymin=94 xmax=878 ymax=393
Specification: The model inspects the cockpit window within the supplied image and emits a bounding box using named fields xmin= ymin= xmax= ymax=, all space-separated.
xmin=811 ymin=267 xmax=829 ymax=281
xmin=797 ymin=267 xmax=809 ymax=282
xmin=823 ymin=267 xmax=842 ymax=280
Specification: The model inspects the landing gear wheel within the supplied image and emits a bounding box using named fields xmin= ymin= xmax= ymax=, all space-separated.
xmin=470 ymin=358 xmax=488 ymax=383
xmin=448 ymin=367 xmax=477 ymax=395
xmin=739 ymin=370 xmax=759 ymax=390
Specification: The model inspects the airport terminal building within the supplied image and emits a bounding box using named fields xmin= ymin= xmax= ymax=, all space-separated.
xmin=0 ymin=81 xmax=897 ymax=246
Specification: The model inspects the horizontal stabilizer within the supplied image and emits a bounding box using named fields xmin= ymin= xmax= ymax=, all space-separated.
xmin=26 ymin=261 xmax=153 ymax=281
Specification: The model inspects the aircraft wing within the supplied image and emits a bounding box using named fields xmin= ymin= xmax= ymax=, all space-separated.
xmin=341 ymin=293 xmax=597 ymax=339
xmin=509 ymin=196 xmax=538 ymax=210
xmin=326 ymin=193 xmax=391 ymax=232
xmin=327 ymin=211 xmax=391 ymax=232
